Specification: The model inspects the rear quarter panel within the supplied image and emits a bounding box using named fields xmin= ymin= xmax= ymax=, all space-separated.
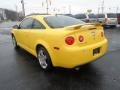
xmin=30 ymin=29 xmax=72 ymax=66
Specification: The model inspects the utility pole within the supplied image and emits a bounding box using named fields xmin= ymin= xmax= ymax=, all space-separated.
xmin=46 ymin=0 xmax=49 ymax=14
xmin=21 ymin=0 xmax=25 ymax=16
xmin=116 ymin=7 xmax=119 ymax=13
xmin=69 ymin=5 xmax=71 ymax=14
xmin=109 ymin=8 xmax=111 ymax=13
xmin=63 ymin=7 xmax=66 ymax=14
xmin=101 ymin=0 xmax=104 ymax=14
xmin=15 ymin=5 xmax=19 ymax=20
xmin=15 ymin=5 xmax=18 ymax=13
xmin=98 ymin=7 xmax=100 ymax=14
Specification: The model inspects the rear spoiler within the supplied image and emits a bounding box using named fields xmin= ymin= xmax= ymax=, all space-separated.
xmin=86 ymin=23 xmax=102 ymax=26
xmin=65 ymin=23 xmax=102 ymax=30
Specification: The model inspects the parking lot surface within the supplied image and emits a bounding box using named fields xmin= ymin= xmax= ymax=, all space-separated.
xmin=0 ymin=26 xmax=120 ymax=90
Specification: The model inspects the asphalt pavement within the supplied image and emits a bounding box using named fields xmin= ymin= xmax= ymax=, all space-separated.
xmin=0 ymin=25 xmax=120 ymax=90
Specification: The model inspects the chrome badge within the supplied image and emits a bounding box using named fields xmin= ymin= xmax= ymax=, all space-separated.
xmin=91 ymin=32 xmax=96 ymax=40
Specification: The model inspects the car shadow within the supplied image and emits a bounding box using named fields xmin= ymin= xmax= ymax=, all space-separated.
xmin=42 ymin=64 xmax=103 ymax=90
xmin=13 ymin=47 xmax=103 ymax=90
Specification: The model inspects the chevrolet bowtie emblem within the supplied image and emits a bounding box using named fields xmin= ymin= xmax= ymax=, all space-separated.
xmin=91 ymin=32 xmax=96 ymax=40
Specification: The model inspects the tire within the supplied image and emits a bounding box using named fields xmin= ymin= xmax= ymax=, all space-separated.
xmin=12 ymin=36 xmax=19 ymax=49
xmin=37 ymin=46 xmax=53 ymax=70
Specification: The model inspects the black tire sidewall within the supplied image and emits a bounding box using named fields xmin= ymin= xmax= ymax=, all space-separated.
xmin=37 ymin=47 xmax=53 ymax=70
xmin=12 ymin=36 xmax=18 ymax=49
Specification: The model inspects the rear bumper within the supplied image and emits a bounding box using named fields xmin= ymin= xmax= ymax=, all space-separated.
xmin=105 ymin=22 xmax=117 ymax=26
xmin=52 ymin=39 xmax=108 ymax=68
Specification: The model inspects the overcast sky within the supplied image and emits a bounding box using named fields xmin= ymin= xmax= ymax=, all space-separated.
xmin=0 ymin=0 xmax=120 ymax=15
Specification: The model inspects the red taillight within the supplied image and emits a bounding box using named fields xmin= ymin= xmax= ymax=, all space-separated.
xmin=65 ymin=36 xmax=74 ymax=45
xmin=101 ymin=32 xmax=104 ymax=37
xmin=118 ymin=18 xmax=120 ymax=21
xmin=79 ymin=35 xmax=84 ymax=42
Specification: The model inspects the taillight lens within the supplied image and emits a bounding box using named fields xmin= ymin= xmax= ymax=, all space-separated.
xmin=118 ymin=18 xmax=120 ymax=21
xmin=79 ymin=35 xmax=84 ymax=42
xmin=65 ymin=36 xmax=74 ymax=45
xmin=101 ymin=32 xmax=104 ymax=37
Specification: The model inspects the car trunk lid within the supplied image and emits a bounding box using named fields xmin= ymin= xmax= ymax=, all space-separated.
xmin=64 ymin=23 xmax=105 ymax=47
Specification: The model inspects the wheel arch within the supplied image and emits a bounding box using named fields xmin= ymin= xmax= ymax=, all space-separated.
xmin=36 ymin=44 xmax=45 ymax=53
xmin=11 ymin=33 xmax=14 ymax=37
xmin=35 ymin=42 xmax=56 ymax=66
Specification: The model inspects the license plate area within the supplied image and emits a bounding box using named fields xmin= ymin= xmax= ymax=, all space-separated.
xmin=93 ymin=47 xmax=100 ymax=56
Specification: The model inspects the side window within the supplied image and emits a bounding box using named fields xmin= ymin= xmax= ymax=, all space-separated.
xmin=32 ymin=19 xmax=45 ymax=29
xmin=19 ymin=18 xmax=33 ymax=29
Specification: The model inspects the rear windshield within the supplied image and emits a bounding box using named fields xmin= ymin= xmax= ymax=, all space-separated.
xmin=44 ymin=15 xmax=85 ymax=28
xmin=64 ymin=14 xmax=73 ymax=17
xmin=74 ymin=14 xmax=87 ymax=19
xmin=97 ymin=14 xmax=105 ymax=18
xmin=107 ymin=14 xmax=117 ymax=18
xmin=88 ymin=14 xmax=97 ymax=18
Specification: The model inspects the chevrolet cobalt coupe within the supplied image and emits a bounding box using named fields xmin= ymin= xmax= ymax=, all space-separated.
xmin=11 ymin=15 xmax=108 ymax=70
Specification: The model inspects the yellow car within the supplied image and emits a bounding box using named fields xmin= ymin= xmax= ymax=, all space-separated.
xmin=11 ymin=14 xmax=108 ymax=70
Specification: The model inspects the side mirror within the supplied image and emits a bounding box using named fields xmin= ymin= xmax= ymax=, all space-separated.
xmin=13 ymin=25 xmax=20 ymax=29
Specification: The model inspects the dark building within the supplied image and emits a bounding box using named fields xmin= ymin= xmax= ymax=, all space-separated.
xmin=4 ymin=9 xmax=18 ymax=21
xmin=0 ymin=8 xmax=24 ymax=21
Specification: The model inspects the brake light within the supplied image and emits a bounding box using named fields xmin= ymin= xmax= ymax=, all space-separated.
xmin=65 ymin=36 xmax=74 ymax=45
xmin=101 ymin=32 xmax=104 ymax=37
xmin=79 ymin=35 xmax=84 ymax=42
xmin=118 ymin=18 xmax=120 ymax=21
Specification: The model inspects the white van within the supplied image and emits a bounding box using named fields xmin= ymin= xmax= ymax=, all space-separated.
xmin=97 ymin=14 xmax=106 ymax=25
xmin=105 ymin=13 xmax=118 ymax=27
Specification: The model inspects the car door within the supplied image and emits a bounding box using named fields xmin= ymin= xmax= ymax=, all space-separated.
xmin=25 ymin=19 xmax=46 ymax=54
xmin=16 ymin=18 xmax=34 ymax=49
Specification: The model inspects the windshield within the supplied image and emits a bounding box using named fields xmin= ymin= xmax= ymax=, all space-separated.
xmin=88 ymin=14 xmax=97 ymax=18
xmin=74 ymin=14 xmax=87 ymax=19
xmin=44 ymin=15 xmax=85 ymax=28
xmin=97 ymin=14 xmax=105 ymax=18
xmin=107 ymin=14 xmax=117 ymax=18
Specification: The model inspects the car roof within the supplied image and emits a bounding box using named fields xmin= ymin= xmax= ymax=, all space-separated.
xmin=26 ymin=14 xmax=71 ymax=20
xmin=26 ymin=14 xmax=51 ymax=18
